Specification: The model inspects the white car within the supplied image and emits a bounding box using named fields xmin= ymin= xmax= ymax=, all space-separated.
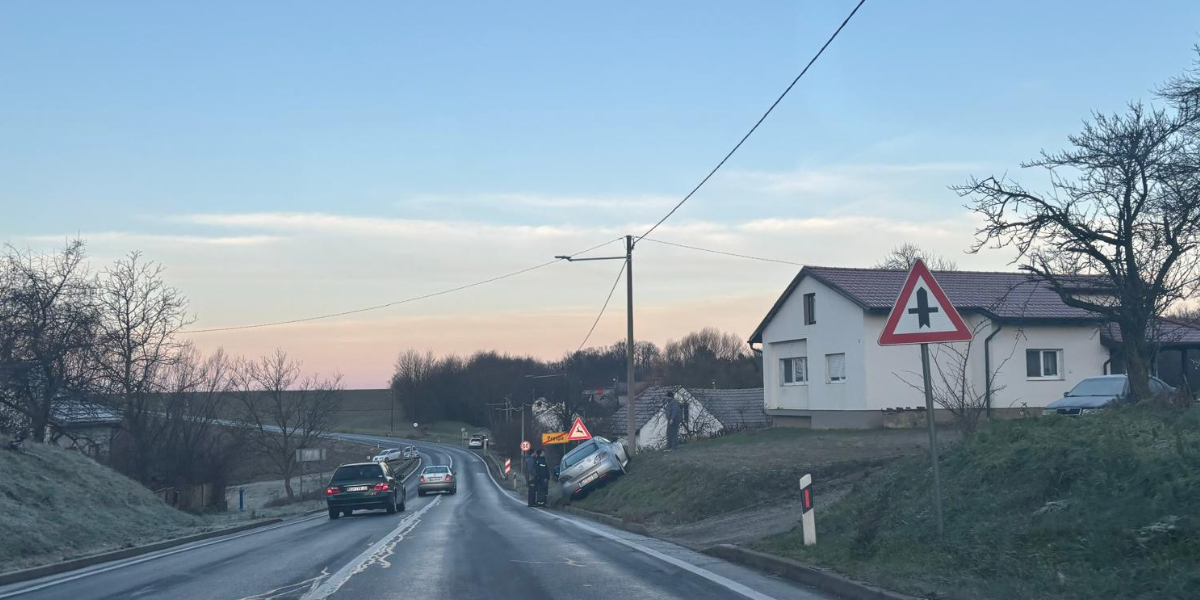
xmin=402 ymin=446 xmax=417 ymax=460
xmin=372 ymin=448 xmax=403 ymax=463
xmin=467 ymin=436 xmax=484 ymax=449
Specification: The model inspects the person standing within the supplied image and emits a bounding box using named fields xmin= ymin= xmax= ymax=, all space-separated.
xmin=524 ymin=450 xmax=538 ymax=507
xmin=665 ymin=393 xmax=682 ymax=451
xmin=534 ymin=449 xmax=550 ymax=506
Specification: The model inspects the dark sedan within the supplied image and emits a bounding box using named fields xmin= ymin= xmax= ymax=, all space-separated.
xmin=325 ymin=462 xmax=407 ymax=519
xmin=1044 ymin=374 xmax=1175 ymax=415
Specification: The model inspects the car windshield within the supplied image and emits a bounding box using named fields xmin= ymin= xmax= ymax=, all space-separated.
xmin=562 ymin=441 xmax=599 ymax=470
xmin=330 ymin=465 xmax=384 ymax=482
xmin=1067 ymin=378 xmax=1126 ymax=397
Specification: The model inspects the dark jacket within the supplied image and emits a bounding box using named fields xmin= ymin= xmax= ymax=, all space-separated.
xmin=524 ymin=454 xmax=537 ymax=479
xmin=665 ymin=396 xmax=682 ymax=426
xmin=534 ymin=456 xmax=550 ymax=482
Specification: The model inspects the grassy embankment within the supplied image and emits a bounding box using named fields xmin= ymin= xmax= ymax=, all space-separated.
xmin=751 ymin=407 xmax=1200 ymax=600
xmin=0 ymin=437 xmax=208 ymax=573
xmin=572 ymin=427 xmax=927 ymax=525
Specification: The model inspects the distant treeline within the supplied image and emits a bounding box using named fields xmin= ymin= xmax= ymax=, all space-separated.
xmin=389 ymin=327 xmax=762 ymax=428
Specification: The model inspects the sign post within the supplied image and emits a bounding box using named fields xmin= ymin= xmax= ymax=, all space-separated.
xmin=799 ymin=474 xmax=816 ymax=546
xmin=877 ymin=259 xmax=971 ymax=537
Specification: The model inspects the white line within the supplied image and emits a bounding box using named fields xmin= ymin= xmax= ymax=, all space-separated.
xmin=299 ymin=496 xmax=441 ymax=600
xmin=1 ymin=456 xmax=425 ymax=598
xmin=0 ymin=515 xmax=324 ymax=599
xmin=463 ymin=447 xmax=781 ymax=600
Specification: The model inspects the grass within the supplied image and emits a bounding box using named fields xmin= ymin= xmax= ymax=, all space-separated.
xmin=572 ymin=427 xmax=928 ymax=526
xmin=332 ymin=420 xmax=483 ymax=442
xmin=750 ymin=406 xmax=1200 ymax=600
xmin=0 ymin=437 xmax=208 ymax=573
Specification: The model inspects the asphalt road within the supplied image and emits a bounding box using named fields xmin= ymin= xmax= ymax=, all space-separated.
xmin=0 ymin=434 xmax=831 ymax=600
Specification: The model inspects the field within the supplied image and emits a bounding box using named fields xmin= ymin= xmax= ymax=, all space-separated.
xmin=751 ymin=406 xmax=1200 ymax=600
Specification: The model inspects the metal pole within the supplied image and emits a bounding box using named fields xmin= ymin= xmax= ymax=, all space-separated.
xmin=920 ymin=343 xmax=944 ymax=537
xmin=625 ymin=235 xmax=637 ymax=455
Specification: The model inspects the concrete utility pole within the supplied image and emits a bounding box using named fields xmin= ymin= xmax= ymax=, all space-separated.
xmin=555 ymin=234 xmax=639 ymax=454
xmin=624 ymin=234 xmax=636 ymax=454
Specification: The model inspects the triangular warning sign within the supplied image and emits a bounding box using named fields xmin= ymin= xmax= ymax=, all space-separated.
xmin=567 ymin=417 xmax=592 ymax=441
xmin=878 ymin=259 xmax=972 ymax=346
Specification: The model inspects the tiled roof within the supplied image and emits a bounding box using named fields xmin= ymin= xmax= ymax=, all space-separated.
xmin=1100 ymin=317 xmax=1200 ymax=347
xmin=610 ymin=386 xmax=679 ymax=434
xmin=750 ymin=266 xmax=1109 ymax=343
xmin=689 ymin=388 xmax=769 ymax=429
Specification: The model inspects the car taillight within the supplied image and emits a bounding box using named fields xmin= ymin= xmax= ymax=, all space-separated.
xmin=445 ymin=474 xmax=453 ymax=482
xmin=374 ymin=483 xmax=390 ymax=491
xmin=419 ymin=476 xmax=425 ymax=482
xmin=593 ymin=452 xmax=608 ymax=465
xmin=326 ymin=487 xmax=338 ymax=495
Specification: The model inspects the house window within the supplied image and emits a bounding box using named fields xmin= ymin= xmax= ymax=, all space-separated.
xmin=826 ymin=353 xmax=846 ymax=383
xmin=1026 ymin=349 xmax=1062 ymax=380
xmin=781 ymin=357 xmax=808 ymax=385
xmin=803 ymin=293 xmax=816 ymax=325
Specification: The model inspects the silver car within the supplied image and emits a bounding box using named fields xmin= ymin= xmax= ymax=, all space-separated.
xmin=557 ymin=436 xmax=629 ymax=500
xmin=417 ymin=465 xmax=457 ymax=496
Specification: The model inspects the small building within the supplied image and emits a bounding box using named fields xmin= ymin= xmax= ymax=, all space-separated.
xmin=49 ymin=398 xmax=122 ymax=460
xmin=610 ymin=386 xmax=768 ymax=450
xmin=749 ymin=266 xmax=1200 ymax=429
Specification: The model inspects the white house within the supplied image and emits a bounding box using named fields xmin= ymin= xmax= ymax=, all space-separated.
xmin=610 ymin=386 xmax=768 ymax=450
xmin=748 ymin=266 xmax=1200 ymax=429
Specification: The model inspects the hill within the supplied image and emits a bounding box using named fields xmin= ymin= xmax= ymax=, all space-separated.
xmin=751 ymin=407 xmax=1200 ymax=600
xmin=0 ymin=437 xmax=208 ymax=573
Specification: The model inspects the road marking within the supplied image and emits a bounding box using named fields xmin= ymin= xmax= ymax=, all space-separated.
xmin=0 ymin=455 xmax=426 ymax=598
xmin=299 ymin=497 xmax=441 ymax=600
xmin=465 ymin=447 xmax=782 ymax=600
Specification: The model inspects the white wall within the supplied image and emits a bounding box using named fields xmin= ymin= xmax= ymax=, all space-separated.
xmin=761 ymin=277 xmax=867 ymax=411
xmin=629 ymin=392 xmax=723 ymax=450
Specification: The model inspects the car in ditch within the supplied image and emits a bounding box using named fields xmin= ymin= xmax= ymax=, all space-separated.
xmin=325 ymin=462 xmax=406 ymax=519
xmin=1043 ymin=374 xmax=1175 ymax=415
xmin=557 ymin=436 xmax=629 ymax=500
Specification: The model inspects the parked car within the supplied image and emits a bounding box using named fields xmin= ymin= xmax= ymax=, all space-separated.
xmin=372 ymin=448 xmax=403 ymax=463
xmin=1043 ymin=374 xmax=1175 ymax=415
xmin=417 ymin=465 xmax=456 ymax=496
xmin=402 ymin=445 xmax=417 ymax=460
xmin=467 ymin=436 xmax=484 ymax=449
xmin=557 ymin=436 xmax=629 ymax=500
xmin=325 ymin=462 xmax=406 ymax=519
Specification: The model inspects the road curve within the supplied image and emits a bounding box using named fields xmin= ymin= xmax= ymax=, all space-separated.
xmin=0 ymin=434 xmax=831 ymax=600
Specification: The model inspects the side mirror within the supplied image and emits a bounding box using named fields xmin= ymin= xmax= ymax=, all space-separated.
xmin=1063 ymin=391 xmax=1069 ymax=396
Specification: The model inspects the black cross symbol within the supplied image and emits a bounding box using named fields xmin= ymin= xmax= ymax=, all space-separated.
xmin=908 ymin=288 xmax=938 ymax=329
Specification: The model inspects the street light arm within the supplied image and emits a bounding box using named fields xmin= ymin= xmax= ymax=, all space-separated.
xmin=556 ymin=255 xmax=627 ymax=262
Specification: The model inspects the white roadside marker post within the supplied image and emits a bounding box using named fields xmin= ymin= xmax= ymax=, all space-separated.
xmin=800 ymin=474 xmax=816 ymax=546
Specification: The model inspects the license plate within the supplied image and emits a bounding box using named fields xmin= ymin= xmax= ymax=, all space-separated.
xmin=346 ymin=485 xmax=368 ymax=492
xmin=579 ymin=473 xmax=599 ymax=487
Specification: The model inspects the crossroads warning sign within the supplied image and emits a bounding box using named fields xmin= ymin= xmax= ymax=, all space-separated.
xmin=567 ymin=417 xmax=592 ymax=441
xmin=878 ymin=259 xmax=972 ymax=346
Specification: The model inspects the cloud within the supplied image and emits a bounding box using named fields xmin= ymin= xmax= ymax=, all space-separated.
xmin=170 ymin=212 xmax=604 ymax=240
xmin=726 ymin=162 xmax=983 ymax=195
xmin=22 ymin=232 xmax=282 ymax=246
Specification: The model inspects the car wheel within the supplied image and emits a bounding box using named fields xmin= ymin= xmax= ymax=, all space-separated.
xmin=417 ymin=490 xmax=424 ymax=497
xmin=450 ymin=487 xmax=457 ymax=495
xmin=328 ymin=507 xmax=340 ymax=520
xmin=342 ymin=509 xmax=353 ymax=517
xmin=385 ymin=494 xmax=397 ymax=514
xmin=398 ymin=495 xmax=406 ymax=511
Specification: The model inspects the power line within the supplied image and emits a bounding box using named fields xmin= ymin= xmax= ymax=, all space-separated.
xmin=184 ymin=237 xmax=625 ymax=333
xmin=642 ymin=238 xmax=803 ymax=266
xmin=636 ymin=0 xmax=868 ymax=243
xmin=576 ymin=259 xmax=627 ymax=352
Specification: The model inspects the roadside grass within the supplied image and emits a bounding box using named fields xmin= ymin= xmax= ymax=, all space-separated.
xmin=750 ymin=406 xmax=1200 ymax=600
xmin=572 ymin=427 xmax=930 ymax=526
xmin=0 ymin=437 xmax=208 ymax=573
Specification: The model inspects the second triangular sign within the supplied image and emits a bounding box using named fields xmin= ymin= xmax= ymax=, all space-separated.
xmin=878 ymin=259 xmax=972 ymax=346
xmin=567 ymin=417 xmax=592 ymax=441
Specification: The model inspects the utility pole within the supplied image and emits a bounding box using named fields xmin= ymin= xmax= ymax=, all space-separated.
xmin=624 ymin=234 xmax=637 ymax=454
xmin=554 ymin=234 xmax=639 ymax=454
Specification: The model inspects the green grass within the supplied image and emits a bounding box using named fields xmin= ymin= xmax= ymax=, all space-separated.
xmin=750 ymin=406 xmax=1200 ymax=600
xmin=573 ymin=427 xmax=924 ymax=526
xmin=0 ymin=438 xmax=208 ymax=572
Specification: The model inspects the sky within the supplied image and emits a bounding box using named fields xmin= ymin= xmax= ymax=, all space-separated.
xmin=3 ymin=1 xmax=1199 ymax=388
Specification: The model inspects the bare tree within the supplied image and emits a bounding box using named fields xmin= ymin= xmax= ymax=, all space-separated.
xmin=232 ymin=350 xmax=343 ymax=499
xmin=94 ymin=252 xmax=191 ymax=480
xmin=0 ymin=241 xmax=99 ymax=442
xmin=874 ymin=242 xmax=958 ymax=271
xmin=896 ymin=320 xmax=1018 ymax=436
xmin=955 ymin=57 xmax=1200 ymax=400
